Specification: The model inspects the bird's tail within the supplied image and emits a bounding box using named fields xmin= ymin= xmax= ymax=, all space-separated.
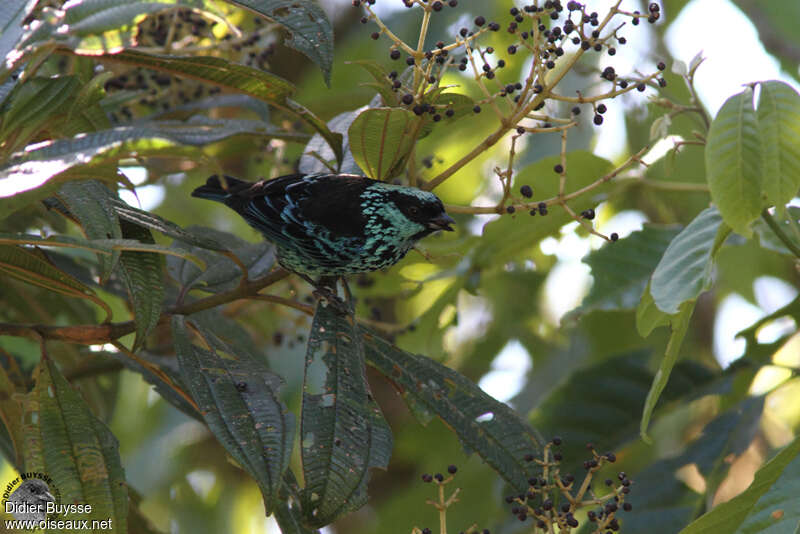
xmin=191 ymin=175 xmax=248 ymax=202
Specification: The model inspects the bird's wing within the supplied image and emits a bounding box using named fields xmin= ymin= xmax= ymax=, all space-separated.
xmin=229 ymin=174 xmax=372 ymax=262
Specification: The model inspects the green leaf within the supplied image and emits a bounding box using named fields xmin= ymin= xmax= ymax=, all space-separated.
xmin=753 ymin=206 xmax=800 ymax=256
xmin=117 ymin=221 xmax=164 ymax=350
xmin=225 ymin=0 xmax=334 ymax=85
xmin=680 ymin=434 xmax=800 ymax=534
xmin=705 ymin=88 xmax=763 ymax=236
xmin=476 ymin=151 xmax=615 ymax=266
xmin=0 ymin=76 xmax=81 ymax=143
xmin=362 ymin=329 xmax=544 ymax=494
xmin=650 ymin=207 xmax=731 ymax=315
xmin=348 ymin=107 xmax=418 ymax=180
xmin=531 ymin=350 xmax=716 ymax=469
xmin=172 ymin=315 xmax=295 ymax=514
xmin=110 ymin=198 xmax=227 ymax=251
xmin=0 ymin=1 xmax=35 ymax=100
xmin=624 ymin=397 xmax=765 ymax=534
xmin=299 ymin=107 xmax=363 ymax=175
xmin=57 ymin=180 xmax=123 ymax=282
xmin=0 ymin=358 xmax=24 ymax=467
xmin=166 ymin=226 xmax=275 ymax=294
xmin=0 ymin=244 xmax=112 ymax=320
xmin=757 ymin=81 xmax=800 ymax=211
xmin=23 ymin=357 xmax=128 ymax=529
xmin=640 ymin=301 xmax=694 ymax=442
xmin=574 ymin=225 xmax=681 ymax=316
xmin=301 ymin=304 xmax=392 ymax=527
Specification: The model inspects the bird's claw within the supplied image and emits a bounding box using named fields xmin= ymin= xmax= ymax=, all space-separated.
xmin=312 ymin=287 xmax=352 ymax=316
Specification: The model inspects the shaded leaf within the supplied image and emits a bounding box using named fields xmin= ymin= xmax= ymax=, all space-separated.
xmin=574 ymin=225 xmax=681 ymax=316
xmin=301 ymin=303 xmax=392 ymax=527
xmin=23 ymin=357 xmax=128 ymax=529
xmin=650 ymin=207 xmax=730 ymax=315
xmin=172 ymin=315 xmax=294 ymax=514
xmin=117 ymin=221 xmax=164 ymax=350
xmin=757 ymin=81 xmax=800 ymax=212
xmin=624 ymin=397 xmax=764 ymax=534
xmin=0 ymin=244 xmax=112 ymax=319
xmin=85 ymin=49 xmax=342 ymax=164
xmin=348 ymin=107 xmax=418 ymax=180
xmin=680 ymin=434 xmax=800 ymax=534
xmin=530 ymin=351 xmax=716 ymax=473
xmin=166 ymin=226 xmax=275 ymax=294
xmin=57 ymin=180 xmax=122 ymax=282
xmin=705 ymin=88 xmax=763 ymax=235
xmin=226 ymin=0 xmax=334 ymax=85
xmin=362 ymin=329 xmax=543 ymax=494
xmin=0 ymin=357 xmax=24 ymax=467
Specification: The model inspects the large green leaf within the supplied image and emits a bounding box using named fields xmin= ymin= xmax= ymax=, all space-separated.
xmin=166 ymin=226 xmax=275 ymax=294
xmin=23 ymin=357 xmax=128 ymax=530
xmin=574 ymin=225 xmax=681 ymax=316
xmin=530 ymin=351 xmax=715 ymax=474
xmin=57 ymin=180 xmax=123 ymax=283
xmin=117 ymin=221 xmax=164 ymax=350
xmin=348 ymin=107 xmax=418 ymax=180
xmin=757 ymin=81 xmax=800 ymax=211
xmin=0 ymin=243 xmax=112 ymax=319
xmin=172 ymin=316 xmax=295 ymax=514
xmin=0 ymin=76 xmax=81 ymax=144
xmin=301 ymin=303 xmax=392 ymax=527
xmin=705 ymin=88 xmax=763 ymax=236
xmin=0 ymin=358 xmax=24 ymax=467
xmin=224 ymin=0 xmax=334 ymax=85
xmin=362 ymin=329 xmax=544 ymax=494
xmin=680 ymin=434 xmax=800 ymax=534
xmin=650 ymin=207 xmax=731 ymax=315
xmin=623 ymin=397 xmax=765 ymax=534
xmin=299 ymin=107 xmax=364 ymax=175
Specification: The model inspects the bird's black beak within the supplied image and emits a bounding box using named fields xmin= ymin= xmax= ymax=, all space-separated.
xmin=428 ymin=213 xmax=456 ymax=231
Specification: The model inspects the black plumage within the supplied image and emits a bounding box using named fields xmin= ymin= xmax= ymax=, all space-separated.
xmin=192 ymin=173 xmax=454 ymax=278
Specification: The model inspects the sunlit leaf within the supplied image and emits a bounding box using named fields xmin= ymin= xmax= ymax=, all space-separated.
xmin=348 ymin=107 xmax=418 ymax=180
xmin=757 ymin=81 xmax=800 ymax=212
xmin=705 ymin=88 xmax=763 ymax=236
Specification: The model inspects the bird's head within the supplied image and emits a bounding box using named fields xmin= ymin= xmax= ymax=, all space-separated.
xmin=365 ymin=184 xmax=455 ymax=242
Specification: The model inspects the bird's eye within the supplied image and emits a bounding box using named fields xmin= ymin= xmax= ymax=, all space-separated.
xmin=408 ymin=206 xmax=420 ymax=216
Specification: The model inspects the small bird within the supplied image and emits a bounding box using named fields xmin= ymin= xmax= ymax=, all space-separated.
xmin=192 ymin=173 xmax=454 ymax=302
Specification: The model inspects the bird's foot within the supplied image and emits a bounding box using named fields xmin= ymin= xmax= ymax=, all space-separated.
xmin=312 ymin=286 xmax=352 ymax=316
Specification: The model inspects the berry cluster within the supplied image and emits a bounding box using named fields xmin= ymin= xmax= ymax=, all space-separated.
xmin=101 ymin=9 xmax=276 ymax=122
xmin=506 ymin=439 xmax=633 ymax=532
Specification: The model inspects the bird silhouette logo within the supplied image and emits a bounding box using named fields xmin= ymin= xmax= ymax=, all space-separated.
xmin=6 ymin=479 xmax=55 ymax=521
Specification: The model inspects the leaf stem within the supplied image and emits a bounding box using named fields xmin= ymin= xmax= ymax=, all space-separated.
xmin=761 ymin=209 xmax=800 ymax=258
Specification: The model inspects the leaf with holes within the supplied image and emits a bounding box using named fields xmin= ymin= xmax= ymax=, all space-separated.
xmin=23 ymin=357 xmax=128 ymax=529
xmin=362 ymin=329 xmax=543 ymax=494
xmin=225 ymin=0 xmax=334 ymax=85
xmin=301 ymin=303 xmax=392 ymax=527
xmin=348 ymin=107 xmax=418 ymax=180
xmin=172 ymin=316 xmax=295 ymax=514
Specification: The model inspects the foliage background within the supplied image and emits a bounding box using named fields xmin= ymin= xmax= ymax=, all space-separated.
xmin=0 ymin=0 xmax=799 ymax=533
